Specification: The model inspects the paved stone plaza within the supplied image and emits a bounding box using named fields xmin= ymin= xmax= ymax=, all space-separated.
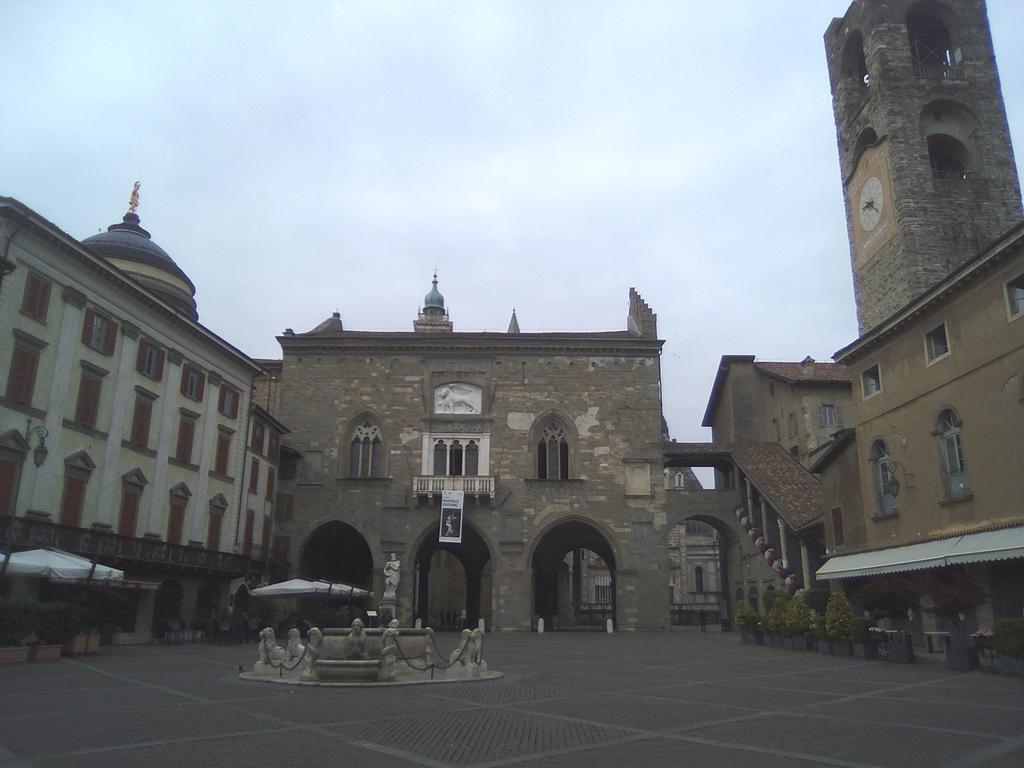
xmin=1 ymin=631 xmax=1022 ymax=768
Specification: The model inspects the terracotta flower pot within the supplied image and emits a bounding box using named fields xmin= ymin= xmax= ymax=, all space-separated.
xmin=28 ymin=644 xmax=63 ymax=662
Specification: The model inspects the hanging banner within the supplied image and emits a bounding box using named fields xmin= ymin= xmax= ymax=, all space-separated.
xmin=439 ymin=491 xmax=464 ymax=544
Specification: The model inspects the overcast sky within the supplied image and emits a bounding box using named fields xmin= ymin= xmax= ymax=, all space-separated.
xmin=3 ymin=0 xmax=1022 ymax=445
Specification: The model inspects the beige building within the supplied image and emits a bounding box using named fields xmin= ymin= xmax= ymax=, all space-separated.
xmin=0 ymin=196 xmax=283 ymax=641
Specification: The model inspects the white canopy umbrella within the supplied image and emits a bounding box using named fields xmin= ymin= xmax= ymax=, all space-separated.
xmin=0 ymin=548 xmax=123 ymax=582
xmin=249 ymin=578 xmax=369 ymax=598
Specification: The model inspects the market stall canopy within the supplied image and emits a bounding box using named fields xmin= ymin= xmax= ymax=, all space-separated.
xmin=0 ymin=548 xmax=124 ymax=581
xmin=249 ymin=578 xmax=370 ymax=598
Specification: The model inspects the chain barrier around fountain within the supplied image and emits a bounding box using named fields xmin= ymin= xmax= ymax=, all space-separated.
xmin=239 ymin=619 xmax=502 ymax=687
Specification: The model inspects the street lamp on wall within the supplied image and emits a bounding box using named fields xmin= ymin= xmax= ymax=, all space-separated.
xmin=26 ymin=424 xmax=48 ymax=467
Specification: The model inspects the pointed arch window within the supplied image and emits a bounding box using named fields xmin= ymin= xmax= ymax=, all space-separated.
xmin=694 ymin=566 xmax=705 ymax=594
xmin=464 ymin=441 xmax=479 ymax=476
xmin=537 ymin=419 xmax=570 ymax=480
xmin=349 ymin=420 xmax=383 ymax=478
xmin=938 ymin=410 xmax=969 ymax=498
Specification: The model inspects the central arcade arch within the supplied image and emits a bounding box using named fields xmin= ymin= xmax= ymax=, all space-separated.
xmin=531 ymin=518 xmax=618 ymax=630
xmin=299 ymin=521 xmax=374 ymax=589
xmin=412 ymin=522 xmax=492 ymax=629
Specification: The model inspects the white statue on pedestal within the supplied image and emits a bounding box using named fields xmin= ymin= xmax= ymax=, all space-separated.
xmin=383 ymin=552 xmax=400 ymax=602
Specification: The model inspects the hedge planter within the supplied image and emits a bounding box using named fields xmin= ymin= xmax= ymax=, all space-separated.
xmin=821 ymin=639 xmax=853 ymax=656
xmin=770 ymin=632 xmax=785 ymax=648
xmin=945 ymin=645 xmax=978 ymax=672
xmin=740 ymin=630 xmax=764 ymax=645
xmin=852 ymin=641 xmax=880 ymax=660
xmin=28 ymin=644 xmax=63 ymax=662
xmin=886 ymin=633 xmax=914 ymax=664
xmin=62 ymin=634 xmax=89 ymax=657
xmin=0 ymin=647 xmax=30 ymax=665
xmin=998 ymin=654 xmax=1024 ymax=678
xmin=85 ymin=633 xmax=101 ymax=654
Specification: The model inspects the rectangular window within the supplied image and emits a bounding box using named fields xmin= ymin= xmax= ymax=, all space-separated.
xmin=118 ymin=487 xmax=141 ymax=537
xmin=831 ymin=506 xmax=845 ymax=547
xmin=251 ymin=422 xmax=265 ymax=454
xmin=206 ymin=510 xmax=223 ymax=550
xmin=268 ymin=431 xmax=279 ymax=461
xmin=175 ymin=417 xmax=196 ymax=464
xmin=136 ymin=340 xmax=165 ymax=381
xmin=243 ymin=509 xmax=255 ymax=556
xmin=74 ymin=371 xmax=102 ymax=428
xmin=81 ymin=308 xmax=117 ymax=355
xmin=214 ymin=432 xmax=231 ymax=476
xmin=218 ymin=385 xmax=239 ymax=418
xmin=272 ymin=534 xmax=290 ymax=560
xmin=5 ymin=343 xmax=40 ymax=405
xmin=180 ymin=364 xmax=205 ymax=401
xmin=265 ymin=467 xmax=274 ymax=499
xmin=1007 ymin=273 xmax=1024 ymax=319
xmin=21 ymin=272 xmax=51 ymax=322
xmin=129 ymin=395 xmax=153 ymax=448
xmin=60 ymin=474 xmax=86 ymax=527
xmin=862 ymin=365 xmax=882 ymax=398
xmin=821 ymin=404 xmax=837 ymax=426
xmin=249 ymin=457 xmax=259 ymax=494
xmin=0 ymin=458 xmax=21 ymax=516
xmin=925 ymin=323 xmax=950 ymax=363
xmin=167 ymin=501 xmax=186 ymax=545
xmin=787 ymin=413 xmax=797 ymax=438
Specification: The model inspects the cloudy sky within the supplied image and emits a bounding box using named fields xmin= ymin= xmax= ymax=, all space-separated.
xmin=3 ymin=0 xmax=1023 ymax=445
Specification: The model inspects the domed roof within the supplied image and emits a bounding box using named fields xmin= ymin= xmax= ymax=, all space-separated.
xmin=83 ymin=208 xmax=198 ymax=321
xmin=424 ymin=273 xmax=445 ymax=309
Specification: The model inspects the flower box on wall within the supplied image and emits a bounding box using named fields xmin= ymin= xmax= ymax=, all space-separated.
xmin=0 ymin=647 xmax=30 ymax=665
xmin=28 ymin=644 xmax=63 ymax=662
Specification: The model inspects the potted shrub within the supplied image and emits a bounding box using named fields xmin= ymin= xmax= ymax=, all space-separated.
xmin=994 ymin=618 xmax=1024 ymax=678
xmin=30 ymin=602 xmax=72 ymax=661
xmin=821 ymin=591 xmax=853 ymax=656
xmin=765 ymin=593 xmax=789 ymax=648
xmin=848 ymin=616 xmax=879 ymax=659
xmin=56 ymin=604 xmax=89 ymax=656
xmin=0 ymin=597 xmax=33 ymax=664
xmin=785 ymin=596 xmax=816 ymax=651
xmin=735 ymin=602 xmax=763 ymax=644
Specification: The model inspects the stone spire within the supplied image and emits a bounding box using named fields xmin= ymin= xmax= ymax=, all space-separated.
xmin=507 ymin=308 xmax=520 ymax=334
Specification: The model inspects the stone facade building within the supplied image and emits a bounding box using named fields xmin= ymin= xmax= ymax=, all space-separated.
xmin=264 ymin=283 xmax=674 ymax=631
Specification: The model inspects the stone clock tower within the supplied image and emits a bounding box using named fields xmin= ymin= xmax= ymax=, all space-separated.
xmin=825 ymin=0 xmax=1022 ymax=333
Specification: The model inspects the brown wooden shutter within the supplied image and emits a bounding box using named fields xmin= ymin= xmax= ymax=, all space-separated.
xmin=195 ymin=371 xmax=205 ymax=401
xmin=215 ymin=433 xmax=230 ymax=475
xmin=176 ymin=418 xmax=195 ymax=463
xmin=243 ymin=509 xmax=255 ymax=555
xmin=135 ymin=342 xmax=147 ymax=374
xmin=218 ymin=386 xmax=226 ymax=413
xmin=75 ymin=373 xmax=100 ymax=427
xmin=22 ymin=275 xmax=51 ymax=320
xmin=81 ymin=308 xmax=96 ymax=345
xmin=103 ymin=318 xmax=118 ymax=355
xmin=261 ymin=518 xmax=272 ymax=556
xmin=60 ymin=475 xmax=85 ymax=527
xmin=0 ymin=460 xmax=19 ymax=516
xmin=167 ymin=502 xmax=185 ymax=545
xmin=180 ymin=366 xmax=190 ymax=397
xmin=207 ymin=511 xmax=222 ymax=550
xmin=130 ymin=397 xmax=151 ymax=447
xmin=266 ymin=469 xmax=274 ymax=499
xmin=154 ymin=349 xmax=165 ymax=381
xmin=7 ymin=346 xmax=38 ymax=404
xmin=118 ymin=489 xmax=140 ymax=536
xmin=249 ymin=458 xmax=259 ymax=493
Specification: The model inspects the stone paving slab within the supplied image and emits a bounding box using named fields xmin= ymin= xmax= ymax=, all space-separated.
xmin=0 ymin=631 xmax=1021 ymax=768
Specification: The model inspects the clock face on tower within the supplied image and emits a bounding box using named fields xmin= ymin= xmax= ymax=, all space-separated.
xmin=858 ymin=176 xmax=884 ymax=231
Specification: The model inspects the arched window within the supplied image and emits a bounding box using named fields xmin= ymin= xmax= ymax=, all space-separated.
xmin=907 ymin=9 xmax=957 ymax=77
xmin=938 ymin=410 xmax=969 ymax=498
xmin=871 ymin=440 xmax=896 ymax=516
xmin=349 ymin=420 xmax=383 ymax=478
xmin=674 ymin=472 xmax=685 ymax=489
xmin=747 ymin=586 xmax=759 ymax=612
xmin=464 ymin=441 xmax=479 ymax=476
xmin=433 ymin=441 xmax=447 ymax=477
xmin=694 ymin=566 xmax=705 ymax=594
xmin=927 ymin=134 xmax=971 ymax=178
xmin=536 ymin=419 xmax=570 ymax=480
xmin=841 ymin=31 xmax=869 ymax=88
xmin=449 ymin=440 xmax=463 ymax=476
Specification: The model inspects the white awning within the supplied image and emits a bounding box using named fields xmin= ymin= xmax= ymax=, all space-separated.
xmin=816 ymin=526 xmax=1024 ymax=580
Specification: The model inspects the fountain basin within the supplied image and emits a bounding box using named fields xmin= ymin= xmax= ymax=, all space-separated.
xmin=321 ymin=627 xmax=432 ymax=660
xmin=314 ymin=658 xmax=382 ymax=683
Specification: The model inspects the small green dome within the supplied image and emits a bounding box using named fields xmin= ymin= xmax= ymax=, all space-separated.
xmin=424 ymin=274 xmax=445 ymax=309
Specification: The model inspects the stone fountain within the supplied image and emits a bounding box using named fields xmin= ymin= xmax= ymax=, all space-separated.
xmin=240 ymin=619 xmax=500 ymax=687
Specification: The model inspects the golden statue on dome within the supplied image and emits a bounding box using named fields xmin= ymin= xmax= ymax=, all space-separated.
xmin=128 ymin=181 xmax=141 ymax=214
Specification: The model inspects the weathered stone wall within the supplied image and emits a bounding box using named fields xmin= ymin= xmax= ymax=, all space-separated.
xmin=825 ymin=0 xmax=1022 ymax=332
xmin=272 ymin=338 xmax=670 ymax=630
